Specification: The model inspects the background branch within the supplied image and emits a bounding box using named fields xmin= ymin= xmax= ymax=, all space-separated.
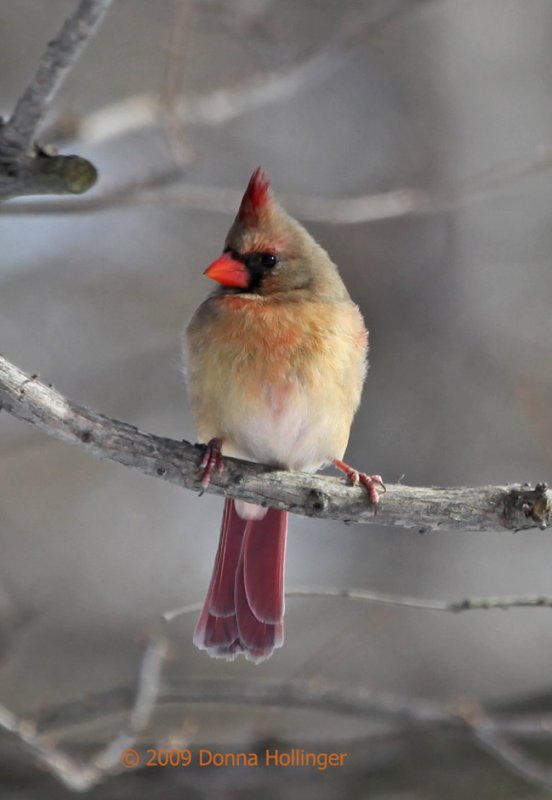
xmin=37 ymin=0 xmax=434 ymax=147
xmin=162 ymin=586 xmax=552 ymax=623
xmin=0 ymin=0 xmax=112 ymax=200
xmin=0 ymin=353 xmax=550 ymax=531
xmin=0 ymin=638 xmax=167 ymax=792
xmin=0 ymin=181 xmax=436 ymax=222
xmin=3 ymin=660 xmax=552 ymax=793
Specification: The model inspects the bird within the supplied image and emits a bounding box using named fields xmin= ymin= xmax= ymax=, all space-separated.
xmin=185 ymin=167 xmax=383 ymax=663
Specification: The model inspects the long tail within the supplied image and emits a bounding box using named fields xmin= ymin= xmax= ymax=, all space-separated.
xmin=193 ymin=499 xmax=287 ymax=663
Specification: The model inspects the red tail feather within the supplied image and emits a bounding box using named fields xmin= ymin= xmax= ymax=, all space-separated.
xmin=193 ymin=499 xmax=287 ymax=663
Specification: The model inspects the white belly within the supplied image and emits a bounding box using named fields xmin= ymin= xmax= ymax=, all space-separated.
xmin=222 ymin=380 xmax=339 ymax=472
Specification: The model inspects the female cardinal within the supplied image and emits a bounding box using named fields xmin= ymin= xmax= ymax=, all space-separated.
xmin=186 ymin=168 xmax=382 ymax=663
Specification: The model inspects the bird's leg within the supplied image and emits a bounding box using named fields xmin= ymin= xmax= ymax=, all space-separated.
xmin=331 ymin=458 xmax=385 ymax=509
xmin=199 ymin=437 xmax=224 ymax=492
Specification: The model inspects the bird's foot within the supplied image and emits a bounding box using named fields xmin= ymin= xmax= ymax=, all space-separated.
xmin=199 ymin=438 xmax=224 ymax=492
xmin=332 ymin=458 xmax=386 ymax=510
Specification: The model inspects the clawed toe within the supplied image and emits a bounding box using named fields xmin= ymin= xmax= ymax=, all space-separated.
xmin=358 ymin=473 xmax=386 ymax=508
xmin=199 ymin=437 xmax=224 ymax=492
xmin=332 ymin=458 xmax=385 ymax=511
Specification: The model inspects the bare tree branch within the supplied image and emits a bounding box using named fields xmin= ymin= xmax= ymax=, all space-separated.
xmin=472 ymin=719 xmax=552 ymax=791
xmin=2 ymin=147 xmax=549 ymax=223
xmin=162 ymin=587 xmax=552 ymax=623
xmin=4 ymin=141 xmax=549 ymax=222
xmin=0 ymin=0 xmax=113 ymax=201
xmin=0 ymin=151 xmax=97 ymax=202
xmin=50 ymin=44 xmax=354 ymax=146
xmin=0 ymin=167 xmax=189 ymax=216
xmin=0 ymin=637 xmax=167 ymax=792
xmin=0 ymin=181 xmax=436 ymax=221
xmin=0 ymin=0 xmax=113 ymax=154
xmin=157 ymin=0 xmax=196 ymax=167
xmin=0 ymin=0 xmax=542 ymax=219
xmin=32 ymin=677 xmax=552 ymax=744
xmin=0 ymin=353 xmax=550 ymax=531
xmin=38 ymin=0 xmax=441 ymax=148
xmin=5 ymin=672 xmax=551 ymax=793
xmin=36 ymin=9 xmax=386 ymax=148
xmin=0 ymin=0 xmax=441 ymax=212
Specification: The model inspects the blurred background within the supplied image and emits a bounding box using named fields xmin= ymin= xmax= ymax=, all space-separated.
xmin=1 ymin=0 xmax=552 ymax=796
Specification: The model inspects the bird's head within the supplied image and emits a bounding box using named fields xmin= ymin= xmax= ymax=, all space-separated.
xmin=203 ymin=168 xmax=346 ymax=298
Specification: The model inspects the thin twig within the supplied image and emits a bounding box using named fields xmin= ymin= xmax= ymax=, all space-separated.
xmin=39 ymin=0 xmax=439 ymax=148
xmin=4 ymin=143 xmax=550 ymax=220
xmin=128 ymin=638 xmax=167 ymax=733
xmin=162 ymin=587 xmax=552 ymax=623
xmin=473 ymin=720 xmax=552 ymax=791
xmin=32 ymin=677 xmax=552 ymax=742
xmin=20 ymin=675 xmax=552 ymax=793
xmin=0 ymin=353 xmax=550 ymax=531
xmin=0 ymin=638 xmax=167 ymax=792
xmin=0 ymin=178 xmax=241 ymax=216
xmin=157 ymin=0 xmax=196 ymax=166
xmin=3 ymin=149 xmax=551 ymax=221
xmin=0 ymin=183 xmax=437 ymax=221
xmin=36 ymin=44 xmax=348 ymax=149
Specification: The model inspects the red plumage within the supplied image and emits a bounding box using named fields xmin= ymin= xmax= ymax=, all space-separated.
xmin=237 ymin=166 xmax=271 ymax=223
xmin=193 ymin=499 xmax=287 ymax=663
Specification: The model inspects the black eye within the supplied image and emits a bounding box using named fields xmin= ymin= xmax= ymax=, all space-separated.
xmin=244 ymin=251 xmax=279 ymax=272
xmin=260 ymin=253 xmax=278 ymax=269
xmin=247 ymin=252 xmax=278 ymax=269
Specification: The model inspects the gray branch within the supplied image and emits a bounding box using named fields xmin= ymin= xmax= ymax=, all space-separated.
xmin=162 ymin=587 xmax=552 ymax=623
xmin=0 ymin=0 xmax=113 ymax=154
xmin=0 ymin=0 xmax=113 ymax=200
xmin=12 ymin=669 xmax=552 ymax=793
xmin=0 ymin=638 xmax=167 ymax=792
xmin=0 ymin=353 xmax=550 ymax=531
xmin=0 ymin=180 xmax=436 ymax=222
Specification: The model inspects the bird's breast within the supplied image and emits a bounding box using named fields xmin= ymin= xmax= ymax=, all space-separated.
xmin=186 ymin=294 xmax=367 ymax=470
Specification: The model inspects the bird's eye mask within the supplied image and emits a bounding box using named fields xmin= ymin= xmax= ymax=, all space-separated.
xmin=204 ymin=249 xmax=278 ymax=289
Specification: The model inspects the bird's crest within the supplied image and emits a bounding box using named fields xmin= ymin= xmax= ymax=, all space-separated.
xmin=237 ymin=167 xmax=272 ymax=223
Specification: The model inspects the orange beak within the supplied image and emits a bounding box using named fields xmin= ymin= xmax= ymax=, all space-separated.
xmin=203 ymin=252 xmax=249 ymax=289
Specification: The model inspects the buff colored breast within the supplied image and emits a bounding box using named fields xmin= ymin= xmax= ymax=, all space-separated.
xmin=186 ymin=293 xmax=368 ymax=471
